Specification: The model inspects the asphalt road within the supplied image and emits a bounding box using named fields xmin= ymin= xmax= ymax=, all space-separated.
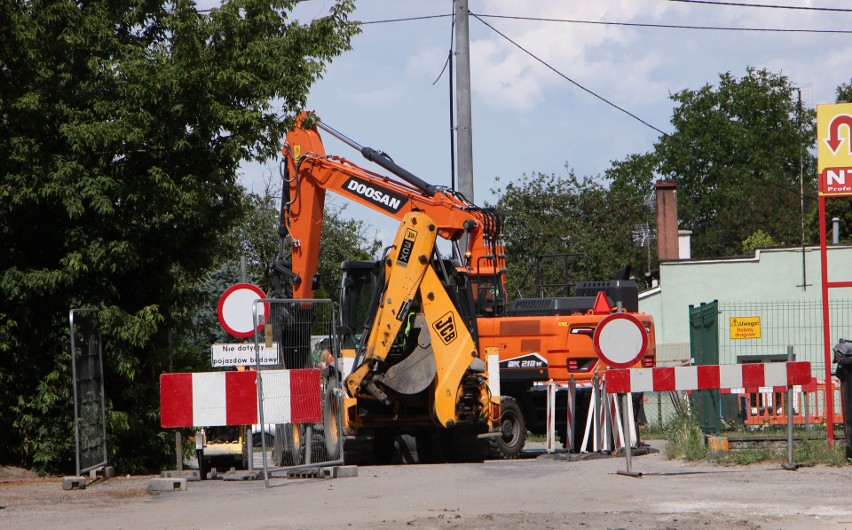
xmin=3 ymin=441 xmax=851 ymax=529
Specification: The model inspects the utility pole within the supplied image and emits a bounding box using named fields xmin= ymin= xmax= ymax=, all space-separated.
xmin=455 ymin=0 xmax=474 ymax=203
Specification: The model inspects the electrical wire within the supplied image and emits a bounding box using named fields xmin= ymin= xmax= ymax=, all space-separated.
xmin=476 ymin=13 xmax=852 ymax=34
xmin=471 ymin=13 xmax=668 ymax=136
xmin=669 ymin=0 xmax=852 ymax=12
xmin=472 ymin=13 xmax=816 ymax=201
xmin=360 ymin=14 xmax=453 ymax=25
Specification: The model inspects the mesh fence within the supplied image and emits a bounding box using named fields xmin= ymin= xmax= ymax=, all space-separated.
xmin=253 ymin=299 xmax=343 ymax=482
xmin=642 ymin=300 xmax=852 ymax=431
xmin=719 ymin=300 xmax=852 ymax=426
xmin=69 ymin=309 xmax=109 ymax=476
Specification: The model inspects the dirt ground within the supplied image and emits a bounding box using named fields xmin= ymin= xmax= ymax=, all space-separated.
xmin=2 ymin=441 xmax=851 ymax=529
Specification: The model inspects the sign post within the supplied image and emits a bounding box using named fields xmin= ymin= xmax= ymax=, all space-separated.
xmin=593 ymin=312 xmax=648 ymax=477
xmin=817 ymin=103 xmax=852 ymax=445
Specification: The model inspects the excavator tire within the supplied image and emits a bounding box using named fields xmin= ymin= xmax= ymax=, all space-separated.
xmin=441 ymin=427 xmax=486 ymax=463
xmin=414 ymin=429 xmax=444 ymax=464
xmin=488 ymin=396 xmax=525 ymax=459
xmin=322 ymin=374 xmax=342 ymax=460
xmin=274 ymin=422 xmax=305 ymax=467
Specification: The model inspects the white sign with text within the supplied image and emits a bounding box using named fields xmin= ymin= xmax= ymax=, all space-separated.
xmin=210 ymin=343 xmax=279 ymax=367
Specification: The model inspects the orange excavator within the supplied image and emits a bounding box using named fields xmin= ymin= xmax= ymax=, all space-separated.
xmin=270 ymin=112 xmax=655 ymax=461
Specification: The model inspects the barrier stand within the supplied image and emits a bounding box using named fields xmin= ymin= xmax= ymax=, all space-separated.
xmin=592 ymin=372 xmax=601 ymax=452
xmin=580 ymin=373 xmax=602 ymax=453
xmin=601 ymin=381 xmax=612 ymax=453
xmin=545 ymin=381 xmax=557 ymax=453
xmin=617 ymin=393 xmax=641 ymax=478
xmin=175 ymin=432 xmax=183 ymax=472
xmin=544 ymin=379 xmax=579 ymax=452
xmin=607 ymin=361 xmax=813 ymax=475
xmin=782 ymin=346 xmax=797 ymax=470
xmin=565 ymin=376 xmax=576 ymax=451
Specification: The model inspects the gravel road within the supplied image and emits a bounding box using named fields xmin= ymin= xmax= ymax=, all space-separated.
xmin=2 ymin=442 xmax=851 ymax=529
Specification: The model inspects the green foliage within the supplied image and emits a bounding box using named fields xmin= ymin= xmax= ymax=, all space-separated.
xmin=664 ymin=411 xmax=707 ymax=461
xmin=794 ymin=438 xmax=849 ymax=466
xmin=838 ymin=80 xmax=852 ymax=103
xmin=311 ymin=202 xmax=383 ymax=300
xmin=611 ymin=67 xmax=817 ymax=259
xmin=709 ymin=445 xmax=775 ymax=465
xmin=184 ymin=189 xmax=381 ymax=357
xmin=708 ymin=437 xmax=849 ymax=466
xmin=0 ymin=0 xmax=357 ymax=473
xmin=491 ymin=169 xmax=650 ymax=297
xmin=741 ymin=229 xmax=781 ymax=254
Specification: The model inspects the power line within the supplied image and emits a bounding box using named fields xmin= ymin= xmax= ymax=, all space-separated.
xmin=669 ymin=0 xmax=852 ymax=12
xmin=476 ymin=14 xmax=852 ymax=34
xmin=470 ymin=13 xmax=668 ymax=136
xmin=360 ymin=14 xmax=452 ymax=25
xmin=472 ymin=13 xmax=816 ymax=201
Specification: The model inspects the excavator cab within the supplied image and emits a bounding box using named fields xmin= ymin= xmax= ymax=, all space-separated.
xmin=338 ymin=260 xmax=381 ymax=350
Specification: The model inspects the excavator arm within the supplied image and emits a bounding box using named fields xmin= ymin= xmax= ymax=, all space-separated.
xmin=344 ymin=211 xmax=496 ymax=428
xmin=280 ymin=112 xmax=505 ymax=300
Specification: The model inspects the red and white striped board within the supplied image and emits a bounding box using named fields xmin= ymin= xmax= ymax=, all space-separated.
xmin=160 ymin=369 xmax=322 ymax=428
xmin=604 ymin=361 xmax=811 ymax=394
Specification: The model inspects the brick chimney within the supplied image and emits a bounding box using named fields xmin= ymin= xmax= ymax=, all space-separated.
xmin=655 ymin=180 xmax=679 ymax=261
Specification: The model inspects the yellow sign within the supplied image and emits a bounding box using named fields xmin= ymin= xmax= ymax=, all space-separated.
xmin=729 ymin=316 xmax=761 ymax=340
xmin=817 ymin=103 xmax=852 ymax=196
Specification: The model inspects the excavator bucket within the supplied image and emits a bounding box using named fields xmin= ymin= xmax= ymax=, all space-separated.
xmin=379 ymin=315 xmax=437 ymax=395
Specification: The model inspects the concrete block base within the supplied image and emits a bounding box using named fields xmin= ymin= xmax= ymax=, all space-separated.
xmin=62 ymin=476 xmax=86 ymax=490
xmin=223 ymin=470 xmax=260 ymax=481
xmin=332 ymin=465 xmax=358 ymax=478
xmin=286 ymin=465 xmax=358 ymax=479
xmin=147 ymin=477 xmax=187 ymax=494
xmin=161 ymin=470 xmax=201 ymax=481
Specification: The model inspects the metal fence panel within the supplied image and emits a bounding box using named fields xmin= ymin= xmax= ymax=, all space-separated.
xmin=252 ymin=299 xmax=343 ymax=484
xmin=719 ymin=300 xmax=852 ymax=424
xmin=69 ymin=308 xmax=109 ymax=476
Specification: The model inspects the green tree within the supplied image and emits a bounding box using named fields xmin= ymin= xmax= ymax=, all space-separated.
xmin=838 ymin=81 xmax=852 ymax=103
xmin=0 ymin=0 xmax=357 ymax=473
xmin=614 ymin=68 xmax=817 ymax=258
xmin=180 ymin=184 xmax=380 ymax=370
xmin=741 ymin=229 xmax=780 ymax=253
xmin=492 ymin=169 xmax=649 ymax=298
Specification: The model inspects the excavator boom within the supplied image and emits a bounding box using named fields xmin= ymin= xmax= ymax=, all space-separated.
xmin=280 ymin=112 xmax=505 ymax=300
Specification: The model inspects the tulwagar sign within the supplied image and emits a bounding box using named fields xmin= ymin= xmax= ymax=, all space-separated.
xmin=729 ymin=317 xmax=761 ymax=340
xmin=211 ymin=343 xmax=280 ymax=367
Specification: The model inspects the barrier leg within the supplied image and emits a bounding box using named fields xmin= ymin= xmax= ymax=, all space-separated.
xmin=592 ymin=374 xmax=601 ymax=452
xmin=601 ymin=387 xmax=611 ymax=453
xmin=617 ymin=393 xmax=642 ymax=478
xmin=546 ymin=381 xmax=556 ymax=453
xmin=612 ymin=392 xmax=624 ymax=450
xmin=566 ymin=376 xmax=575 ymax=451
xmin=581 ymin=387 xmax=596 ymax=453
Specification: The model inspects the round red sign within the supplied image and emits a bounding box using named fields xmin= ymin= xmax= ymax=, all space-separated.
xmin=216 ymin=283 xmax=268 ymax=338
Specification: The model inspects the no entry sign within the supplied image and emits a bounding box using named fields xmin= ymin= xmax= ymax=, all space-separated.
xmin=217 ymin=283 xmax=268 ymax=338
xmin=593 ymin=312 xmax=648 ymax=368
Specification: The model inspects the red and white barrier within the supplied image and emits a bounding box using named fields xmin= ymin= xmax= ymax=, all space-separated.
xmin=604 ymin=361 xmax=812 ymax=394
xmin=160 ymin=369 xmax=322 ymax=428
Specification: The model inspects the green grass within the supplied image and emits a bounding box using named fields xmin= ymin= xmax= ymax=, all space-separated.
xmin=660 ymin=417 xmax=852 ymax=466
xmin=708 ymin=440 xmax=848 ymax=466
xmin=663 ymin=412 xmax=707 ymax=461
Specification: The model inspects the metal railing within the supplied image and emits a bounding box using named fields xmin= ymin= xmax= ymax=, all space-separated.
xmin=69 ymin=308 xmax=109 ymax=477
xmin=253 ymin=298 xmax=344 ymax=486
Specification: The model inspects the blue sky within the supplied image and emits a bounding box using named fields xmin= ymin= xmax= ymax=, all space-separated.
xmin=233 ymin=0 xmax=852 ymax=245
